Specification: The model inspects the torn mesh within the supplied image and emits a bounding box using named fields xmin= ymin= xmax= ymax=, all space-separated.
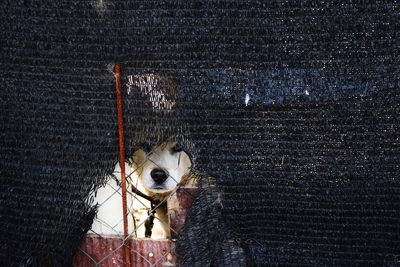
xmin=1 ymin=1 xmax=400 ymax=266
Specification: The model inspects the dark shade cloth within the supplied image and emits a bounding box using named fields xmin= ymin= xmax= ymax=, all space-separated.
xmin=1 ymin=1 xmax=399 ymax=266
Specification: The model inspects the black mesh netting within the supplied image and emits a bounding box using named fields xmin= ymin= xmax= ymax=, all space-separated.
xmin=1 ymin=1 xmax=400 ymax=266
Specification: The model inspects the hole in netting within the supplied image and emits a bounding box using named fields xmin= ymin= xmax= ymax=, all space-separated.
xmin=75 ymin=141 xmax=198 ymax=266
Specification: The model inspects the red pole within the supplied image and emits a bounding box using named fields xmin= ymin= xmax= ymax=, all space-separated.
xmin=114 ymin=63 xmax=131 ymax=267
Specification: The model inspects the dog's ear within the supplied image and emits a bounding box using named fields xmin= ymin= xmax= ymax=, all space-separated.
xmin=129 ymin=149 xmax=146 ymax=167
xmin=171 ymin=143 xmax=183 ymax=153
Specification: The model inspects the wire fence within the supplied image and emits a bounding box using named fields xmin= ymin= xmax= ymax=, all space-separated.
xmin=73 ymin=145 xmax=196 ymax=267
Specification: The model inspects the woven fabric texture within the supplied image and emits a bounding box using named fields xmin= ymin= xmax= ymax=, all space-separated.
xmin=1 ymin=1 xmax=399 ymax=266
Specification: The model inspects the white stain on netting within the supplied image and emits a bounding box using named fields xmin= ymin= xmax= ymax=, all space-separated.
xmin=127 ymin=74 xmax=177 ymax=111
xmin=94 ymin=0 xmax=107 ymax=15
xmin=245 ymin=93 xmax=250 ymax=106
xmin=127 ymin=76 xmax=132 ymax=94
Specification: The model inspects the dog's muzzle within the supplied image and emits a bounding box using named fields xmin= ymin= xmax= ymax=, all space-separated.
xmin=150 ymin=168 xmax=168 ymax=184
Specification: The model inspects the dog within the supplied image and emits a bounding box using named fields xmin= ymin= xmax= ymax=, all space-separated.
xmin=90 ymin=141 xmax=194 ymax=239
xmin=129 ymin=141 xmax=194 ymax=239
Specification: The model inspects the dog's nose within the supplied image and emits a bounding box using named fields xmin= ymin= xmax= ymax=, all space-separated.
xmin=150 ymin=168 xmax=168 ymax=184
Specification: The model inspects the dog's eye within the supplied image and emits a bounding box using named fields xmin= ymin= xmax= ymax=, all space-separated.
xmin=171 ymin=143 xmax=183 ymax=153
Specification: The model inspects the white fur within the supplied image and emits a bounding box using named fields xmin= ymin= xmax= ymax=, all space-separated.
xmin=90 ymin=142 xmax=192 ymax=239
xmin=90 ymin=163 xmax=165 ymax=239
xmin=89 ymin=162 xmax=134 ymax=236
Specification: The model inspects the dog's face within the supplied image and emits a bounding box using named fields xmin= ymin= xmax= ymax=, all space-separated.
xmin=131 ymin=142 xmax=192 ymax=194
